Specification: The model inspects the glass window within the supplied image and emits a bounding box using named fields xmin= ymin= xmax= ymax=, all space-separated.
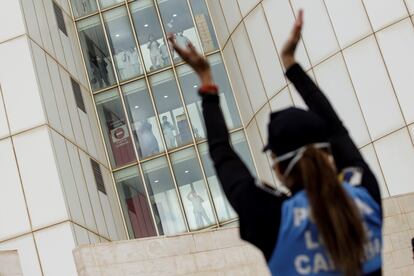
xmin=150 ymin=71 xmax=193 ymax=149
xmin=142 ymin=157 xmax=187 ymax=235
xmin=209 ymin=54 xmax=242 ymax=129
xmin=95 ymin=89 xmax=136 ymax=168
xmin=122 ymin=79 xmax=164 ymax=159
xmin=230 ymin=131 xmax=256 ymax=177
xmin=197 ymin=131 xmax=255 ymax=222
xmin=156 ymin=0 xmax=202 ymax=63
xmin=130 ymin=0 xmax=171 ymax=72
xmin=77 ymin=16 xmax=117 ymax=91
xmin=170 ymin=148 xmax=216 ymax=230
xmin=103 ymin=7 xmax=143 ymax=82
xmin=114 ymin=166 xmax=157 ymax=238
xmin=70 ymin=0 xmax=98 ymax=18
xmin=198 ymin=143 xmax=236 ymax=222
xmin=189 ymin=0 xmax=218 ymax=53
xmin=176 ymin=65 xmax=206 ymax=141
xmin=177 ymin=54 xmax=241 ymax=135
xmin=99 ymin=0 xmax=124 ymax=9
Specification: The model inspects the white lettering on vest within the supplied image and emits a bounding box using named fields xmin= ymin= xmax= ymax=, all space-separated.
xmin=305 ymin=231 xmax=320 ymax=250
xmin=364 ymin=237 xmax=381 ymax=260
xmin=295 ymin=255 xmax=311 ymax=275
xmin=294 ymin=208 xmax=308 ymax=227
xmin=313 ymin=253 xmax=329 ymax=273
xmin=355 ymin=198 xmax=373 ymax=215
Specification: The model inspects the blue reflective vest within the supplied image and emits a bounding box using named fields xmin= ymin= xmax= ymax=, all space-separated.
xmin=268 ymin=183 xmax=382 ymax=275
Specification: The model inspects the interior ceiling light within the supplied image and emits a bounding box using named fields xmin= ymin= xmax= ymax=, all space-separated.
xmin=185 ymin=170 xmax=189 ymax=174
xmin=164 ymin=95 xmax=169 ymax=98
xmin=115 ymin=34 xmax=120 ymax=37
xmin=134 ymin=105 xmax=139 ymax=109
xmin=173 ymin=14 xmax=177 ymax=17
xmin=144 ymin=24 xmax=149 ymax=27
xmin=193 ymin=84 xmax=198 ymax=88
xmin=154 ymin=180 xmax=159 ymax=183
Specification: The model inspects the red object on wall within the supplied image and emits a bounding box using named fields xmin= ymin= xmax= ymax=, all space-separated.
xmin=126 ymin=192 xmax=157 ymax=238
xmin=108 ymin=119 xmax=136 ymax=167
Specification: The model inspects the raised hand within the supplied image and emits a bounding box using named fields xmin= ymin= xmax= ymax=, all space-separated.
xmin=168 ymin=34 xmax=214 ymax=86
xmin=281 ymin=10 xmax=304 ymax=69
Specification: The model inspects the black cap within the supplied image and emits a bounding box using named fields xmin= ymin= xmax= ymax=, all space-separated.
xmin=263 ymin=107 xmax=329 ymax=156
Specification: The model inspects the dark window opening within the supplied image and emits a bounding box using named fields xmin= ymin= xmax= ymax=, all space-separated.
xmin=91 ymin=159 xmax=106 ymax=194
xmin=53 ymin=2 xmax=68 ymax=36
xmin=70 ymin=78 xmax=86 ymax=113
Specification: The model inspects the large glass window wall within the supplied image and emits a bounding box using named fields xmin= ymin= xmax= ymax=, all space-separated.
xmin=103 ymin=7 xmax=143 ymax=82
xmin=77 ymin=15 xmax=117 ymax=91
xmin=73 ymin=0 xmax=257 ymax=238
xmin=130 ymin=0 xmax=172 ymax=72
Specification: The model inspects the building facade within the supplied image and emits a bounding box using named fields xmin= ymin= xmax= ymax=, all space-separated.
xmin=1 ymin=0 xmax=414 ymax=275
xmin=72 ymin=0 xmax=255 ymax=239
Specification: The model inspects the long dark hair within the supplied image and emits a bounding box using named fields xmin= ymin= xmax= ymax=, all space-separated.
xmin=284 ymin=145 xmax=366 ymax=276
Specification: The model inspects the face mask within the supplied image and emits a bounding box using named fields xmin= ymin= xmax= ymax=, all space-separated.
xmin=272 ymin=142 xmax=331 ymax=179
xmin=255 ymin=143 xmax=331 ymax=197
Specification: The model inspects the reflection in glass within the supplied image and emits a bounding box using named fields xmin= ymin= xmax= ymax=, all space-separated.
xmin=77 ymin=16 xmax=116 ymax=91
xmin=198 ymin=143 xmax=236 ymax=222
xmin=70 ymin=0 xmax=98 ymax=18
xmin=122 ymin=80 xmax=164 ymax=159
xmin=130 ymin=0 xmax=171 ymax=72
xmin=95 ymin=89 xmax=136 ymax=168
xmin=142 ymin=157 xmax=187 ymax=235
xmin=156 ymin=0 xmax=202 ymax=63
xmin=176 ymin=65 xmax=205 ymax=141
xmin=177 ymin=54 xmax=241 ymax=136
xmin=114 ymin=166 xmax=157 ymax=238
xmin=150 ymin=71 xmax=193 ymax=149
xmin=98 ymin=0 xmax=123 ymax=9
xmin=230 ymin=131 xmax=256 ymax=177
xmin=170 ymin=148 xmax=216 ymax=230
xmin=209 ymin=54 xmax=241 ymax=129
xmin=103 ymin=7 xmax=142 ymax=81
xmin=189 ymin=0 xmax=218 ymax=53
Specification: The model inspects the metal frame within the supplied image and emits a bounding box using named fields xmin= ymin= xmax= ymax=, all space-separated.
xmin=67 ymin=0 xmax=256 ymax=238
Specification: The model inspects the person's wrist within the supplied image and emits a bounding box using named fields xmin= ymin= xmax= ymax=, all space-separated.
xmin=199 ymin=70 xmax=214 ymax=86
xmin=282 ymin=55 xmax=296 ymax=70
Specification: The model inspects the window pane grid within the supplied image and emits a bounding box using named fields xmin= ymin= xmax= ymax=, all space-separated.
xmin=72 ymin=0 xmax=255 ymax=238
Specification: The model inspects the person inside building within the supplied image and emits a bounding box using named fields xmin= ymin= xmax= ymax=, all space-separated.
xmin=169 ymin=10 xmax=382 ymax=276
xmin=187 ymin=187 xmax=211 ymax=228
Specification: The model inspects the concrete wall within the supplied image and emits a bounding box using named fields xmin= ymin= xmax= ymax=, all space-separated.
xmin=73 ymin=193 xmax=414 ymax=276
xmin=383 ymin=193 xmax=414 ymax=275
xmin=74 ymin=227 xmax=269 ymax=276
xmin=207 ymin=0 xmax=414 ymax=198
xmin=0 ymin=250 xmax=23 ymax=276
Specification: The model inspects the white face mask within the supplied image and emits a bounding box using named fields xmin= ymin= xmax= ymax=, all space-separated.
xmin=272 ymin=142 xmax=331 ymax=179
xmin=254 ymin=143 xmax=331 ymax=197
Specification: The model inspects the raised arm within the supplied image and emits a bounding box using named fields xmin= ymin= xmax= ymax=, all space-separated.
xmin=168 ymin=35 xmax=286 ymax=260
xmin=281 ymin=11 xmax=382 ymax=206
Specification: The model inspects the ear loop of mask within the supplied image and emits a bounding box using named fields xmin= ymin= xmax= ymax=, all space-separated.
xmin=273 ymin=142 xmax=331 ymax=179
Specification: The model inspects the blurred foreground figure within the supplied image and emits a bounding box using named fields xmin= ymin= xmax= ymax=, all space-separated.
xmin=169 ymin=10 xmax=383 ymax=276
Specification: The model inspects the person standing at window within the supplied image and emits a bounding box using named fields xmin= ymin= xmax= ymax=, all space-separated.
xmin=169 ymin=10 xmax=382 ymax=276
xmin=161 ymin=116 xmax=176 ymax=148
xmin=148 ymin=34 xmax=162 ymax=70
xmin=187 ymin=187 xmax=211 ymax=228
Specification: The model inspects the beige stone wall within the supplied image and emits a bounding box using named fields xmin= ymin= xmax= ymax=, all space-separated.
xmin=73 ymin=227 xmax=269 ymax=276
xmin=0 ymin=250 xmax=23 ymax=276
xmin=382 ymin=193 xmax=414 ymax=276
xmin=74 ymin=194 xmax=414 ymax=276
